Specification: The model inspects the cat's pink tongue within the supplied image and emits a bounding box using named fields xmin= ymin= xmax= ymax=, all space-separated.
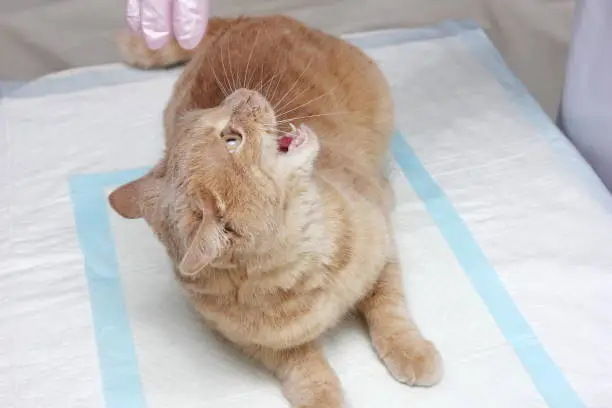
xmin=278 ymin=135 xmax=293 ymax=152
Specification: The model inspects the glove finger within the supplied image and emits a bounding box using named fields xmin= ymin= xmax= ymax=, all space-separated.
xmin=126 ymin=0 xmax=142 ymax=33
xmin=141 ymin=0 xmax=172 ymax=49
xmin=173 ymin=0 xmax=209 ymax=50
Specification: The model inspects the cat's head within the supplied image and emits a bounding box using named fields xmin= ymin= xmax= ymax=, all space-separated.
xmin=108 ymin=88 xmax=319 ymax=276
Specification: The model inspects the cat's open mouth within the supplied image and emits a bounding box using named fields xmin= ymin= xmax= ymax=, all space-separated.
xmin=278 ymin=135 xmax=293 ymax=153
xmin=277 ymin=123 xmax=308 ymax=154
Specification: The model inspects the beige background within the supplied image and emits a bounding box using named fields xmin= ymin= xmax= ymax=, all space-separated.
xmin=0 ymin=0 xmax=575 ymax=118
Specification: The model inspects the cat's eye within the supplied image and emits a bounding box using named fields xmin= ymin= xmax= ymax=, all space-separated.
xmin=221 ymin=129 xmax=243 ymax=152
xmin=223 ymin=223 xmax=239 ymax=237
xmin=224 ymin=135 xmax=241 ymax=147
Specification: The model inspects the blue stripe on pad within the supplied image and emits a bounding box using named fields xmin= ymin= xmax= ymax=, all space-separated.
xmin=70 ymin=168 xmax=149 ymax=408
xmin=391 ymin=131 xmax=584 ymax=408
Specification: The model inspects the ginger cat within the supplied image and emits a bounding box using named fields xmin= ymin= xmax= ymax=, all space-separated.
xmin=110 ymin=15 xmax=442 ymax=407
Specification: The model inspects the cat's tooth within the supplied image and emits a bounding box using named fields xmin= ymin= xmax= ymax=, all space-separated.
xmin=289 ymin=123 xmax=297 ymax=133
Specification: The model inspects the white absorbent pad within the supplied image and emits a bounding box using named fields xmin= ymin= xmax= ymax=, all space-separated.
xmin=1 ymin=21 xmax=611 ymax=408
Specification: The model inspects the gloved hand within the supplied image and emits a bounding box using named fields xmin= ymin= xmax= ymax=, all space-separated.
xmin=126 ymin=0 xmax=210 ymax=50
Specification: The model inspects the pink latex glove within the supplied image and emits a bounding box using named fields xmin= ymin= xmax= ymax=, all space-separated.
xmin=126 ymin=0 xmax=210 ymax=50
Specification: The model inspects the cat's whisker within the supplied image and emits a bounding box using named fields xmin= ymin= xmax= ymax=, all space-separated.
xmin=207 ymin=54 xmax=229 ymax=97
xmin=219 ymin=36 xmax=233 ymax=94
xmin=260 ymin=121 xmax=304 ymax=137
xmin=225 ymin=32 xmax=239 ymax=92
xmin=273 ymin=57 xmax=315 ymax=110
xmin=260 ymin=126 xmax=288 ymax=136
xmin=270 ymin=53 xmax=294 ymax=101
xmin=260 ymin=125 xmax=281 ymax=133
xmin=277 ymin=83 xmax=340 ymax=119
xmin=253 ymin=26 xmax=287 ymax=100
xmin=265 ymin=73 xmax=281 ymax=96
xmin=243 ymin=29 xmax=260 ymax=89
xmin=255 ymin=62 xmax=264 ymax=93
xmin=261 ymin=118 xmax=279 ymax=127
xmin=261 ymin=74 xmax=278 ymax=100
xmin=252 ymin=24 xmax=275 ymax=94
xmin=269 ymin=67 xmax=287 ymax=106
xmin=263 ymin=55 xmax=287 ymax=102
xmin=274 ymin=73 xmax=325 ymax=114
xmin=274 ymin=83 xmax=310 ymax=115
xmin=261 ymin=75 xmax=274 ymax=94
xmin=269 ymin=60 xmax=288 ymax=102
xmin=276 ymin=111 xmax=355 ymax=124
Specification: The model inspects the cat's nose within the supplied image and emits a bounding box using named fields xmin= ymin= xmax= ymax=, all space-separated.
xmin=225 ymin=88 xmax=268 ymax=110
xmin=245 ymin=92 xmax=267 ymax=110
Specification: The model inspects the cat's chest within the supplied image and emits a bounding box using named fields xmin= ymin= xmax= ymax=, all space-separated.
xmin=184 ymin=262 xmax=324 ymax=304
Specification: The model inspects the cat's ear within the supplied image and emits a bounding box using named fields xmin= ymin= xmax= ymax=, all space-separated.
xmin=178 ymin=220 xmax=228 ymax=276
xmin=108 ymin=172 xmax=162 ymax=219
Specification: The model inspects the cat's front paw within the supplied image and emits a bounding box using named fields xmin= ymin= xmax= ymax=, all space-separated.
xmin=295 ymin=388 xmax=343 ymax=408
xmin=378 ymin=336 xmax=443 ymax=387
xmin=283 ymin=374 xmax=343 ymax=408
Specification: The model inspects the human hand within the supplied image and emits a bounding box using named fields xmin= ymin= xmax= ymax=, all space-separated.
xmin=126 ymin=0 xmax=210 ymax=50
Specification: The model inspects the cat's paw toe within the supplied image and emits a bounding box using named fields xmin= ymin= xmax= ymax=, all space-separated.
xmin=381 ymin=338 xmax=443 ymax=387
